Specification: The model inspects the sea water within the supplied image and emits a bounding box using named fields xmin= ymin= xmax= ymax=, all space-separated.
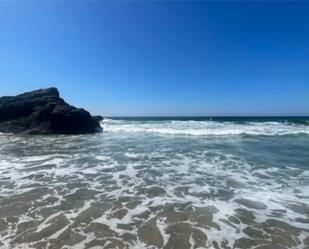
xmin=0 ymin=117 xmax=308 ymax=249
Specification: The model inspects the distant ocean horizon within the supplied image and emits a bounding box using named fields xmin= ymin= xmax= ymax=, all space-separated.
xmin=108 ymin=116 xmax=309 ymax=121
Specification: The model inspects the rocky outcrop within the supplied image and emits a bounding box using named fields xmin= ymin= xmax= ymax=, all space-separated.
xmin=0 ymin=87 xmax=103 ymax=134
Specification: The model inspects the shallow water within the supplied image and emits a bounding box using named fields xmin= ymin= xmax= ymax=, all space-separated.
xmin=0 ymin=118 xmax=309 ymax=249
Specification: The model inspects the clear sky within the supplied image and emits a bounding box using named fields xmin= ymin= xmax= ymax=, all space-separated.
xmin=0 ymin=1 xmax=308 ymax=116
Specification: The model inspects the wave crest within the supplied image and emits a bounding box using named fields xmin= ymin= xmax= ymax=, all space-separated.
xmin=101 ymin=120 xmax=309 ymax=136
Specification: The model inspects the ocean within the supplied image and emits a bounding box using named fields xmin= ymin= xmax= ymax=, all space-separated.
xmin=0 ymin=117 xmax=309 ymax=249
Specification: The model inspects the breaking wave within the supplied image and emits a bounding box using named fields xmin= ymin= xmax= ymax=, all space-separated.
xmin=101 ymin=119 xmax=309 ymax=136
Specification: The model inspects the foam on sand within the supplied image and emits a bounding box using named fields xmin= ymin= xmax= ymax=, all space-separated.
xmin=0 ymin=120 xmax=308 ymax=248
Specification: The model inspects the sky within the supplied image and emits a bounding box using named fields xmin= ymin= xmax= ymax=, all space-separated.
xmin=0 ymin=1 xmax=308 ymax=116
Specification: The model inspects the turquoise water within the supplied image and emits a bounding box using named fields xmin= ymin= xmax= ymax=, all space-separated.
xmin=0 ymin=117 xmax=309 ymax=248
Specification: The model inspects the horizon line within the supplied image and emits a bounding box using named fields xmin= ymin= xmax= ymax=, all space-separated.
xmin=106 ymin=115 xmax=309 ymax=118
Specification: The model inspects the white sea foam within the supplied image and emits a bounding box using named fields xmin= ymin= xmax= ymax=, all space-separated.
xmin=0 ymin=125 xmax=308 ymax=248
xmin=102 ymin=119 xmax=309 ymax=136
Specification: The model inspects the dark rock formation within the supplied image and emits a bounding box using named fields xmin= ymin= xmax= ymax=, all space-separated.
xmin=92 ymin=115 xmax=104 ymax=122
xmin=0 ymin=87 xmax=103 ymax=134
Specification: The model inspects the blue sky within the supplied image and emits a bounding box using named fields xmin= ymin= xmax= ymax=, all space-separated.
xmin=0 ymin=2 xmax=308 ymax=116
